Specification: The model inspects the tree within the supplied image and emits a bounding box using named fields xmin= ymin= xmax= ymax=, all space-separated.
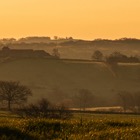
xmin=54 ymin=36 xmax=58 ymax=40
xmin=92 ymin=50 xmax=103 ymax=61
xmin=75 ymin=89 xmax=94 ymax=111
xmin=52 ymin=48 xmax=60 ymax=59
xmin=21 ymin=98 xmax=51 ymax=118
xmin=0 ymin=81 xmax=32 ymax=110
xmin=133 ymin=92 xmax=140 ymax=113
xmin=118 ymin=91 xmax=135 ymax=112
xmin=17 ymin=98 xmax=72 ymax=119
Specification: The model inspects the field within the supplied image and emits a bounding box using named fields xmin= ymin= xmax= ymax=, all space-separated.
xmin=0 ymin=58 xmax=139 ymax=107
xmin=0 ymin=112 xmax=140 ymax=140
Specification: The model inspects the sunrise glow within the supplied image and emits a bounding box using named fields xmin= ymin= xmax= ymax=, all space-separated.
xmin=0 ymin=0 xmax=140 ymax=39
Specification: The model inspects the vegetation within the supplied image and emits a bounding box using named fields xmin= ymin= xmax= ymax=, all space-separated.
xmin=0 ymin=37 xmax=140 ymax=60
xmin=74 ymin=89 xmax=95 ymax=110
xmin=0 ymin=37 xmax=140 ymax=139
xmin=118 ymin=91 xmax=140 ymax=113
xmin=0 ymin=81 xmax=32 ymax=110
xmin=52 ymin=48 xmax=60 ymax=59
xmin=91 ymin=50 xmax=103 ymax=61
xmin=0 ymin=113 xmax=139 ymax=139
xmin=106 ymin=51 xmax=139 ymax=63
xmin=0 ymin=58 xmax=139 ymax=107
xmin=17 ymin=98 xmax=72 ymax=119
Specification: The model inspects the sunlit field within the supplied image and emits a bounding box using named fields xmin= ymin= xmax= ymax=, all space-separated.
xmin=0 ymin=112 xmax=140 ymax=140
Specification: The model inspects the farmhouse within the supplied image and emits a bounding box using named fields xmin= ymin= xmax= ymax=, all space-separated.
xmin=0 ymin=47 xmax=52 ymax=58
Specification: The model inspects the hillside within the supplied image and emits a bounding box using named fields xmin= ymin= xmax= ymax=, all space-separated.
xmin=1 ymin=38 xmax=140 ymax=60
xmin=0 ymin=58 xmax=139 ymax=107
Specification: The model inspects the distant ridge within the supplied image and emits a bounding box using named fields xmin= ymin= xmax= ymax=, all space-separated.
xmin=0 ymin=37 xmax=140 ymax=60
xmin=0 ymin=46 xmax=53 ymax=58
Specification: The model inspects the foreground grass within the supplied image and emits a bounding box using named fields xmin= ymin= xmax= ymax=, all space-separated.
xmin=0 ymin=113 xmax=140 ymax=139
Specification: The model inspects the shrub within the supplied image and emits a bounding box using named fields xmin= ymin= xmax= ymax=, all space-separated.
xmin=16 ymin=98 xmax=72 ymax=119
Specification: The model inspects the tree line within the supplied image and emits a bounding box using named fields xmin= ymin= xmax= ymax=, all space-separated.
xmin=92 ymin=50 xmax=140 ymax=63
xmin=0 ymin=81 xmax=71 ymax=119
xmin=0 ymin=80 xmax=140 ymax=117
xmin=0 ymin=82 xmax=95 ymax=111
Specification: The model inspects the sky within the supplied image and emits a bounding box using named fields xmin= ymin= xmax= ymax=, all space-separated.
xmin=0 ymin=0 xmax=140 ymax=40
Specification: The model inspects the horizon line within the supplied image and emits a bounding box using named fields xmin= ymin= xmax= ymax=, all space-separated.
xmin=0 ymin=36 xmax=140 ymax=41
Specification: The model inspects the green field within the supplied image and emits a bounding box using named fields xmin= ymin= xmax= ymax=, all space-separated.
xmin=0 ymin=58 xmax=139 ymax=107
xmin=0 ymin=112 xmax=140 ymax=140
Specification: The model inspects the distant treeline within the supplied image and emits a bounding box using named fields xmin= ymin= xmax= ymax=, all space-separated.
xmin=92 ymin=50 xmax=140 ymax=63
xmin=0 ymin=37 xmax=140 ymax=60
xmin=1 ymin=37 xmax=140 ymax=47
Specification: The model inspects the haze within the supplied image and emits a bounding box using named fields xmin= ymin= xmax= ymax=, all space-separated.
xmin=0 ymin=0 xmax=140 ymax=39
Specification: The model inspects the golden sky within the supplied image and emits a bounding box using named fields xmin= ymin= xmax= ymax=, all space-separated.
xmin=0 ymin=0 xmax=140 ymax=40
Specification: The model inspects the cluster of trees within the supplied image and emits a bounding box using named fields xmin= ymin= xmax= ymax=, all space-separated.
xmin=118 ymin=91 xmax=140 ymax=113
xmin=0 ymin=80 xmax=96 ymax=113
xmin=0 ymin=36 xmax=73 ymax=44
xmin=0 ymin=37 xmax=140 ymax=61
xmin=0 ymin=81 xmax=71 ymax=119
xmin=106 ymin=52 xmax=139 ymax=63
xmin=92 ymin=50 xmax=140 ymax=63
xmin=0 ymin=80 xmax=140 ymax=115
xmin=17 ymin=98 xmax=72 ymax=119
xmin=1 ymin=37 xmax=140 ymax=46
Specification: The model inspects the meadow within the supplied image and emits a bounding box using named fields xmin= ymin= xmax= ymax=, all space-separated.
xmin=0 ymin=112 xmax=140 ymax=140
xmin=0 ymin=58 xmax=139 ymax=107
xmin=0 ymin=58 xmax=140 ymax=139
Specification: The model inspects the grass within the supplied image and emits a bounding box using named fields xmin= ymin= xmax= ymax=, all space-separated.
xmin=0 ymin=58 xmax=140 ymax=107
xmin=0 ymin=112 xmax=140 ymax=139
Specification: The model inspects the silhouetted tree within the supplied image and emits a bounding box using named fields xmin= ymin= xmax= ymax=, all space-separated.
xmin=92 ymin=50 xmax=103 ymax=61
xmin=17 ymin=98 xmax=72 ymax=119
xmin=18 ymin=36 xmax=50 ymax=43
xmin=0 ymin=81 xmax=32 ymax=110
xmin=133 ymin=92 xmax=140 ymax=113
xmin=76 ymin=89 xmax=94 ymax=110
xmin=118 ymin=91 xmax=135 ymax=112
xmin=52 ymin=48 xmax=60 ymax=58
xmin=54 ymin=36 xmax=58 ymax=40
xmin=24 ymin=98 xmax=51 ymax=118
xmin=106 ymin=52 xmax=140 ymax=65
xmin=106 ymin=51 xmax=128 ymax=63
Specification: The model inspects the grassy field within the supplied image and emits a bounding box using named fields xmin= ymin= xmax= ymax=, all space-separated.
xmin=0 ymin=58 xmax=139 ymax=107
xmin=0 ymin=112 xmax=140 ymax=140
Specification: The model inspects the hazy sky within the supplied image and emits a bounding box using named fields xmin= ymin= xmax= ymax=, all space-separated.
xmin=0 ymin=0 xmax=140 ymax=40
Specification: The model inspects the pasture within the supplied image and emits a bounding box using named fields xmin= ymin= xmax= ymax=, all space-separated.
xmin=0 ymin=112 xmax=140 ymax=139
xmin=0 ymin=58 xmax=139 ymax=107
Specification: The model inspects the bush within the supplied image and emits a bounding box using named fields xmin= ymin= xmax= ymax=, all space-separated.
xmin=16 ymin=98 xmax=72 ymax=119
xmin=0 ymin=126 xmax=35 ymax=140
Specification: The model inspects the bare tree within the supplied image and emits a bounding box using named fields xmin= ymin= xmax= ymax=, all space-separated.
xmin=75 ymin=89 xmax=94 ymax=111
xmin=118 ymin=91 xmax=135 ymax=112
xmin=0 ymin=81 xmax=32 ymax=110
xmin=17 ymin=98 xmax=72 ymax=119
xmin=52 ymin=48 xmax=60 ymax=59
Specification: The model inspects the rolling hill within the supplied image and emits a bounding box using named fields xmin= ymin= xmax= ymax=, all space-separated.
xmin=0 ymin=58 xmax=139 ymax=107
